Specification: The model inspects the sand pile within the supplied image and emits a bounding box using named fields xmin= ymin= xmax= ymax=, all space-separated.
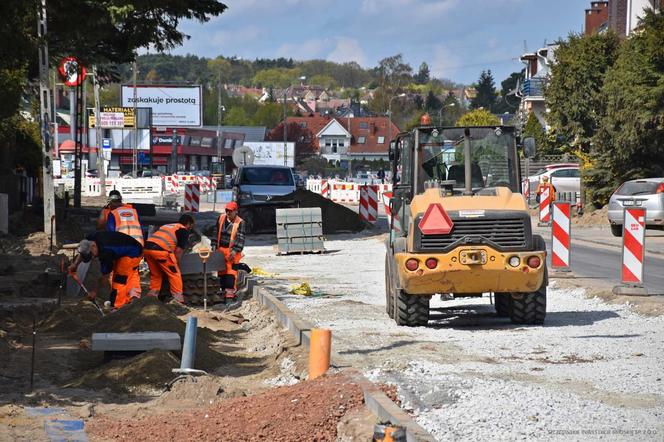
xmin=88 ymin=373 xmax=365 ymax=441
xmin=574 ymin=204 xmax=609 ymax=226
xmin=82 ymin=297 xmax=225 ymax=372
xmin=274 ymin=190 xmax=365 ymax=233
xmin=40 ymin=300 xmax=102 ymax=335
xmin=66 ymin=349 xmax=179 ymax=394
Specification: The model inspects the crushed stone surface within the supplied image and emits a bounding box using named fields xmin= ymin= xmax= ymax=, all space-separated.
xmin=88 ymin=373 xmax=364 ymax=442
xmin=247 ymin=235 xmax=664 ymax=440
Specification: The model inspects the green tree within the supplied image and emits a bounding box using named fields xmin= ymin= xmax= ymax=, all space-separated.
xmin=223 ymin=107 xmax=250 ymax=126
xmin=252 ymin=68 xmax=299 ymax=88
xmin=470 ymin=70 xmax=497 ymax=111
xmin=414 ymin=62 xmax=430 ymax=84
xmin=456 ymin=109 xmax=500 ymax=127
xmin=308 ymin=74 xmax=338 ymax=89
xmin=424 ymin=91 xmax=442 ymax=112
xmin=522 ymin=112 xmax=559 ymax=156
xmin=252 ymin=103 xmax=283 ymax=129
xmin=591 ymin=10 xmax=664 ymax=206
xmin=494 ymin=71 xmax=523 ymax=114
xmin=545 ymin=32 xmax=620 ymax=156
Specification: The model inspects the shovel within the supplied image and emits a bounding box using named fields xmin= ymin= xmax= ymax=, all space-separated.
xmin=70 ymin=273 xmax=105 ymax=316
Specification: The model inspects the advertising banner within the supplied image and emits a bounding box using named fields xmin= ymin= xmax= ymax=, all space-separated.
xmin=121 ymin=85 xmax=202 ymax=127
xmin=244 ymin=142 xmax=295 ymax=167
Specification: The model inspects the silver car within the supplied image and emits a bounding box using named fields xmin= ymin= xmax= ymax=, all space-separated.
xmin=607 ymin=178 xmax=664 ymax=236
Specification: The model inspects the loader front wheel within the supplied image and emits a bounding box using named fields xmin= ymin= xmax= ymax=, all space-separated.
xmin=395 ymin=290 xmax=430 ymax=327
xmin=510 ymin=286 xmax=546 ymax=325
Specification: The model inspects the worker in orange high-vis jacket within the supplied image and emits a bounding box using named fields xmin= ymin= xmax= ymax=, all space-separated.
xmin=143 ymin=214 xmax=195 ymax=304
xmin=106 ymin=195 xmax=144 ymax=293
xmin=96 ymin=190 xmax=123 ymax=230
xmin=69 ymin=231 xmax=143 ymax=309
xmin=215 ymin=201 xmax=245 ymax=304
xmin=536 ymin=175 xmax=555 ymax=204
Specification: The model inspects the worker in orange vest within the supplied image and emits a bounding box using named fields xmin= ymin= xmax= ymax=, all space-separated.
xmin=536 ymin=175 xmax=555 ymax=204
xmin=143 ymin=214 xmax=195 ymax=304
xmin=106 ymin=194 xmax=144 ymax=302
xmin=96 ymin=190 xmax=122 ymax=230
xmin=215 ymin=201 xmax=245 ymax=304
xmin=69 ymin=231 xmax=144 ymax=309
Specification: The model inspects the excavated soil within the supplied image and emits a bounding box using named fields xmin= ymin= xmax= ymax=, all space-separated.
xmin=88 ymin=373 xmax=365 ymax=442
xmin=40 ymin=299 xmax=102 ymax=334
xmin=274 ymin=190 xmax=365 ymax=233
xmin=65 ymin=350 xmax=180 ymax=394
xmin=573 ymin=204 xmax=609 ymax=226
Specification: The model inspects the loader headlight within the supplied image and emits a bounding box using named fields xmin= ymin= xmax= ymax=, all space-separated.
xmin=508 ymin=256 xmax=520 ymax=268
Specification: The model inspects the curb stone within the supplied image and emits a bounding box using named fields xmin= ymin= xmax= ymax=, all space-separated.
xmin=253 ymin=286 xmax=435 ymax=442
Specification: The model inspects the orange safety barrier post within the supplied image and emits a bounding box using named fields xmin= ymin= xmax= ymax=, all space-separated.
xmin=308 ymin=328 xmax=331 ymax=380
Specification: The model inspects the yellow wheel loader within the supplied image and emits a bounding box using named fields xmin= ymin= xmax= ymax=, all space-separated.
xmin=385 ymin=124 xmax=547 ymax=327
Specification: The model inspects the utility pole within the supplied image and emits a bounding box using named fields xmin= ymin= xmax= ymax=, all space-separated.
xmin=93 ymin=66 xmax=105 ymax=194
xmin=283 ymin=89 xmax=288 ymax=166
xmin=216 ymin=70 xmax=223 ymax=160
xmin=37 ymin=0 xmax=56 ymax=246
xmin=132 ymin=60 xmax=138 ymax=177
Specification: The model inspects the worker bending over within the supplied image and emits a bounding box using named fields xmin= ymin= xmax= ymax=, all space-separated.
xmin=144 ymin=214 xmax=195 ymax=303
xmin=96 ymin=190 xmax=122 ymax=230
xmin=215 ymin=201 xmax=245 ymax=303
xmin=69 ymin=231 xmax=143 ymax=308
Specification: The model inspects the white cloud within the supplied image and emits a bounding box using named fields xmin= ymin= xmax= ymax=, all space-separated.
xmin=327 ymin=37 xmax=367 ymax=65
xmin=276 ymin=39 xmax=326 ymax=60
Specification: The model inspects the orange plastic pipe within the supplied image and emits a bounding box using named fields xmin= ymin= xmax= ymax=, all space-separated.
xmin=308 ymin=328 xmax=331 ymax=380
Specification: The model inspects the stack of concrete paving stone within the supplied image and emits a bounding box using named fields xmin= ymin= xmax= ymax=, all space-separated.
xmin=276 ymin=208 xmax=324 ymax=255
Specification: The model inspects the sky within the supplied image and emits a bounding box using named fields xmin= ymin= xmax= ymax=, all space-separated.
xmin=170 ymin=0 xmax=586 ymax=85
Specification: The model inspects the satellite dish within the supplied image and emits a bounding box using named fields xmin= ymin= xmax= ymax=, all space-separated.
xmin=232 ymin=145 xmax=255 ymax=167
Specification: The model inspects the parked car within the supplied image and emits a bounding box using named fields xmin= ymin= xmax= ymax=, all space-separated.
xmin=607 ymin=178 xmax=664 ymax=236
xmin=527 ymin=165 xmax=581 ymax=198
xmin=233 ymin=165 xmax=297 ymax=233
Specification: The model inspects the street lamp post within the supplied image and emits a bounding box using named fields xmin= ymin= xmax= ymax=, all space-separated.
xmin=388 ymin=93 xmax=406 ymax=152
xmin=438 ymin=102 xmax=456 ymax=126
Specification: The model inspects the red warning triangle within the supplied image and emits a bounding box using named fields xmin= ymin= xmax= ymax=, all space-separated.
xmin=418 ymin=203 xmax=454 ymax=235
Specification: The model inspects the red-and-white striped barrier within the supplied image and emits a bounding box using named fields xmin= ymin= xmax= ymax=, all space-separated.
xmin=332 ymin=182 xmax=360 ymax=203
xmin=539 ymin=187 xmax=552 ymax=224
xmin=621 ymin=207 xmax=646 ymax=285
xmin=184 ymin=183 xmax=200 ymax=212
xmin=321 ymin=179 xmax=330 ymax=199
xmin=359 ymin=185 xmax=378 ymax=224
xmin=381 ymin=191 xmax=402 ymax=232
xmin=163 ymin=176 xmax=180 ymax=194
xmin=522 ymin=179 xmax=530 ymax=201
xmin=551 ymin=202 xmax=571 ymax=270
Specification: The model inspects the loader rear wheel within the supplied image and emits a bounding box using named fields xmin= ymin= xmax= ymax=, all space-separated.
xmin=395 ymin=290 xmax=430 ymax=327
xmin=509 ymin=286 xmax=546 ymax=325
xmin=494 ymin=293 xmax=510 ymax=317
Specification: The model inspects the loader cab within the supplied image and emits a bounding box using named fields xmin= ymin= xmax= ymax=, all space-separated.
xmin=389 ymin=125 xmax=521 ymax=238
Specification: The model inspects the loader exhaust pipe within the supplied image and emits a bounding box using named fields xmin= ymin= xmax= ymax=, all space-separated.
xmin=463 ymin=128 xmax=472 ymax=195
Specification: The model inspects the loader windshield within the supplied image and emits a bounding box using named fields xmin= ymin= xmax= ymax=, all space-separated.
xmin=414 ymin=126 xmax=519 ymax=193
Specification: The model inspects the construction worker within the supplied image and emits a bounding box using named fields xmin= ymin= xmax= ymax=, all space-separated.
xmin=106 ymin=194 xmax=144 ymax=246
xmin=536 ymin=175 xmax=555 ymax=204
xmin=143 ymin=214 xmax=195 ymax=304
xmin=215 ymin=201 xmax=245 ymax=304
xmin=96 ymin=190 xmax=122 ymax=230
xmin=69 ymin=231 xmax=143 ymax=309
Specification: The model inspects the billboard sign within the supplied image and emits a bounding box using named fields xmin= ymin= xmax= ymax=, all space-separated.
xmin=121 ymin=85 xmax=202 ymax=127
xmin=244 ymin=142 xmax=295 ymax=168
xmin=99 ymin=112 xmax=125 ymax=128
xmin=88 ymin=107 xmax=136 ymax=128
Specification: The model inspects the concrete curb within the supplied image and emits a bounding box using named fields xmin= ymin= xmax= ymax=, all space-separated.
xmin=573 ymin=237 xmax=664 ymax=257
xmin=253 ymin=285 xmax=435 ymax=442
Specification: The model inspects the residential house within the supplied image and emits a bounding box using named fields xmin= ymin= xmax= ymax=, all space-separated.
xmin=609 ymin=0 xmax=662 ymax=37
xmin=517 ymin=44 xmax=557 ymax=129
xmin=585 ymin=1 xmax=609 ymax=34
xmin=273 ymin=114 xmax=400 ymax=166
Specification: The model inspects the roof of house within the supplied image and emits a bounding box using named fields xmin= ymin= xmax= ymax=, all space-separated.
xmin=200 ymin=125 xmax=267 ymax=142
xmin=342 ymin=117 xmax=399 ymax=155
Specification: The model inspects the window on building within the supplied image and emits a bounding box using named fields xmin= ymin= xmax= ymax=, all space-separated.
xmin=299 ymin=122 xmax=307 ymax=128
xmin=325 ymin=139 xmax=332 ymax=147
xmin=358 ymin=136 xmax=366 ymax=144
xmin=377 ymin=136 xmax=385 ymax=144
xmin=359 ymin=122 xmax=368 ymax=129
xmin=338 ymin=139 xmax=345 ymax=147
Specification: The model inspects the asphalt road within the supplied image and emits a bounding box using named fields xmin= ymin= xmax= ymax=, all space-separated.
xmin=544 ymin=237 xmax=664 ymax=293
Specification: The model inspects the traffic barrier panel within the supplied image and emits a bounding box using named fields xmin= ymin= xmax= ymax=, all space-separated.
xmin=321 ymin=179 xmax=330 ymax=199
xmin=381 ymin=191 xmax=402 ymax=232
xmin=538 ymin=187 xmax=552 ymax=225
xmin=551 ymin=202 xmax=571 ymax=271
xmin=621 ymin=207 xmax=646 ymax=286
xmin=184 ymin=183 xmax=200 ymax=212
xmin=359 ymin=185 xmax=379 ymax=224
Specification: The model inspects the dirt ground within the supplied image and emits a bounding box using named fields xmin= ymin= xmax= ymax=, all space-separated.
xmin=0 ymin=292 xmax=329 ymax=441
xmin=573 ymin=204 xmax=609 ymax=226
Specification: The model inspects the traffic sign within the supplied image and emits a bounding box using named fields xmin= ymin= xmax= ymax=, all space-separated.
xmin=418 ymin=203 xmax=454 ymax=235
xmin=58 ymin=57 xmax=86 ymax=87
xmin=102 ymin=138 xmax=111 ymax=149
